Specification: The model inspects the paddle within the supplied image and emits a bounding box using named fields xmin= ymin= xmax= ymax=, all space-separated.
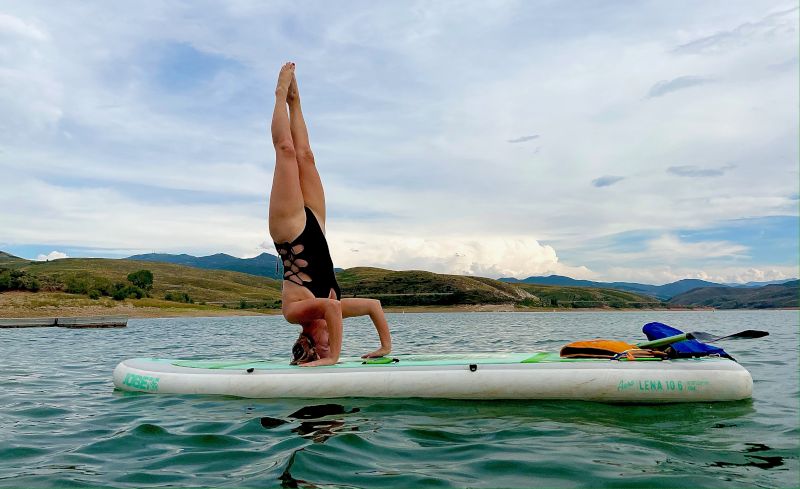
xmin=689 ymin=330 xmax=769 ymax=343
xmin=636 ymin=330 xmax=769 ymax=350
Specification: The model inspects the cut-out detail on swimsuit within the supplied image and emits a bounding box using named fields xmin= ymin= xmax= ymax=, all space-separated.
xmin=274 ymin=207 xmax=341 ymax=300
xmin=278 ymin=244 xmax=312 ymax=286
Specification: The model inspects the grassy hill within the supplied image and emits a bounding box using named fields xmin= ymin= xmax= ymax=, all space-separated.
xmin=0 ymin=254 xmax=282 ymax=307
xmin=511 ymin=283 xmax=666 ymax=309
xmin=1 ymin=253 xmax=666 ymax=312
xmin=335 ymin=267 xmax=663 ymax=308
xmin=336 ymin=267 xmax=533 ymax=306
xmin=667 ymin=281 xmax=799 ymax=309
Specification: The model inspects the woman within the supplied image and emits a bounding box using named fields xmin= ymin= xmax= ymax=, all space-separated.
xmin=269 ymin=62 xmax=392 ymax=366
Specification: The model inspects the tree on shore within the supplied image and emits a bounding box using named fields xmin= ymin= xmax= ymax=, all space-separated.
xmin=127 ymin=270 xmax=153 ymax=291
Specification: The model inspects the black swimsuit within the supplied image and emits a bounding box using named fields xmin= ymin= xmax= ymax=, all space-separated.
xmin=274 ymin=207 xmax=341 ymax=300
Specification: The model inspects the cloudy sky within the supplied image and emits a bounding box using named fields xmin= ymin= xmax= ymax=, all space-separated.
xmin=1 ymin=1 xmax=797 ymax=284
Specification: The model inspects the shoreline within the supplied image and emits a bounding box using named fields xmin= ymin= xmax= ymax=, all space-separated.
xmin=2 ymin=303 xmax=794 ymax=320
xmin=2 ymin=291 xmax=794 ymax=320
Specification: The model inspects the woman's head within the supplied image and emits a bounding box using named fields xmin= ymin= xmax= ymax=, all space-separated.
xmin=290 ymin=332 xmax=319 ymax=365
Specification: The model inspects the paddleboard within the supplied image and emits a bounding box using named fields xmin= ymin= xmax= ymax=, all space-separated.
xmin=113 ymin=353 xmax=753 ymax=403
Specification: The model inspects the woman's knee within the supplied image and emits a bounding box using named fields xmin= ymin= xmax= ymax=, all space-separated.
xmin=274 ymin=139 xmax=296 ymax=157
xmin=296 ymin=148 xmax=315 ymax=166
xmin=325 ymin=299 xmax=342 ymax=316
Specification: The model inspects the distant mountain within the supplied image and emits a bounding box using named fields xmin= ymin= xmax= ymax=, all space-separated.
xmin=499 ymin=275 xmax=720 ymax=300
xmin=668 ymin=281 xmax=799 ymax=309
xmin=0 ymin=251 xmax=24 ymax=265
xmin=128 ymin=252 xmax=282 ymax=279
xmin=728 ymin=279 xmax=799 ymax=287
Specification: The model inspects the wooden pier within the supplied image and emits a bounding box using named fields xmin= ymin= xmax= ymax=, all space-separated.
xmin=0 ymin=316 xmax=128 ymax=328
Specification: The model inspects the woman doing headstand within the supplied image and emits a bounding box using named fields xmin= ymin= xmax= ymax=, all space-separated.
xmin=269 ymin=62 xmax=392 ymax=366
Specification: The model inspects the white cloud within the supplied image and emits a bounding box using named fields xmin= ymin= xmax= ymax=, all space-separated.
xmin=645 ymin=234 xmax=749 ymax=261
xmin=0 ymin=2 xmax=796 ymax=282
xmin=35 ymin=250 xmax=68 ymax=261
xmin=604 ymin=265 xmax=798 ymax=285
xmin=328 ymin=233 xmax=594 ymax=279
xmin=0 ymin=12 xmax=47 ymax=41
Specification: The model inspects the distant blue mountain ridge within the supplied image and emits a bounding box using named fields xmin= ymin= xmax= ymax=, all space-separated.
xmin=126 ymin=253 xmax=796 ymax=301
xmin=128 ymin=252 xmax=283 ymax=280
xmin=498 ymin=275 xmax=798 ymax=300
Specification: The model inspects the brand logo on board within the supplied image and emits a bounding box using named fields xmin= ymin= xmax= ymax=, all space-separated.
xmin=122 ymin=373 xmax=160 ymax=391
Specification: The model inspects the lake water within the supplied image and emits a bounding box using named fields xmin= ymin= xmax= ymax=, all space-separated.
xmin=1 ymin=311 xmax=797 ymax=488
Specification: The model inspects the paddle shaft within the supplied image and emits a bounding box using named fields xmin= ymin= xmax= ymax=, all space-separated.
xmin=636 ymin=333 xmax=691 ymax=349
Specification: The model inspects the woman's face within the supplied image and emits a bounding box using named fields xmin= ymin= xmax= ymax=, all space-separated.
xmin=303 ymin=319 xmax=330 ymax=357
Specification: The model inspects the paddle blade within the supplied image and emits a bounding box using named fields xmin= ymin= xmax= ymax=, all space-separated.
xmin=689 ymin=330 xmax=769 ymax=343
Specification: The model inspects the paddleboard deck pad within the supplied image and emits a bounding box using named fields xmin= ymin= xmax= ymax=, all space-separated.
xmin=113 ymin=353 xmax=753 ymax=403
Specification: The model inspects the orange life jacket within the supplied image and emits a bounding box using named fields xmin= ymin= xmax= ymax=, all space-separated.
xmin=560 ymin=339 xmax=667 ymax=360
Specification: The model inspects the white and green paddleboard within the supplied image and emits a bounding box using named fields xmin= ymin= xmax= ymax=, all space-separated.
xmin=113 ymin=353 xmax=753 ymax=403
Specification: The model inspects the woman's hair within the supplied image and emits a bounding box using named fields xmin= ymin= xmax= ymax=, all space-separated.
xmin=290 ymin=333 xmax=320 ymax=365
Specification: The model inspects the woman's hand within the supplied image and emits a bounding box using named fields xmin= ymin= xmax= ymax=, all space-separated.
xmin=361 ymin=345 xmax=391 ymax=358
xmin=299 ymin=357 xmax=338 ymax=367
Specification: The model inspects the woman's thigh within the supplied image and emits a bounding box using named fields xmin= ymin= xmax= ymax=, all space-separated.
xmin=269 ymin=150 xmax=306 ymax=242
xmin=340 ymin=298 xmax=378 ymax=318
xmin=283 ymin=296 xmax=340 ymax=324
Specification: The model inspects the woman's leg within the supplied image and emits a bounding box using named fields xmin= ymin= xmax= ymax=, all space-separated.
xmin=287 ymin=73 xmax=327 ymax=228
xmin=341 ymin=298 xmax=392 ymax=358
xmin=269 ymin=62 xmax=306 ymax=243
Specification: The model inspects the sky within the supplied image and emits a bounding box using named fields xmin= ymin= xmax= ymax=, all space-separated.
xmin=0 ymin=1 xmax=798 ymax=284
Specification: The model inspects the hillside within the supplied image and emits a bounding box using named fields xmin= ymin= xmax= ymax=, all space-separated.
xmin=8 ymin=250 xmax=792 ymax=312
xmin=335 ymin=267 xmax=662 ymax=308
xmin=511 ymin=283 xmax=665 ymax=309
xmin=1 ymin=256 xmax=282 ymax=305
xmin=128 ymin=252 xmax=282 ymax=280
xmin=336 ymin=267 xmax=532 ymax=306
xmin=0 ymin=250 xmax=672 ymax=314
xmin=0 ymin=251 xmax=20 ymax=260
xmin=667 ymin=281 xmax=799 ymax=309
xmin=0 ymin=252 xmax=24 ymax=265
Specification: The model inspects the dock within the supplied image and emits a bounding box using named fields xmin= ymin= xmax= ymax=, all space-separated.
xmin=0 ymin=316 xmax=128 ymax=329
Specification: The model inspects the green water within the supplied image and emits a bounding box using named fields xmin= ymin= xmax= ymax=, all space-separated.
xmin=1 ymin=311 xmax=797 ymax=488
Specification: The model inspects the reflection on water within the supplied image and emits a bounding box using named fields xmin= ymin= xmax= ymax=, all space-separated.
xmin=264 ymin=403 xmax=363 ymax=488
xmin=710 ymin=443 xmax=786 ymax=470
xmin=260 ymin=416 xmax=288 ymax=428
xmin=289 ymin=403 xmax=361 ymax=420
xmin=279 ymin=451 xmax=315 ymax=489
xmin=260 ymin=403 xmax=361 ymax=444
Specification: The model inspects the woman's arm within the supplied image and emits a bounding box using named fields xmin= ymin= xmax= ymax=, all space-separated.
xmin=341 ymin=298 xmax=392 ymax=358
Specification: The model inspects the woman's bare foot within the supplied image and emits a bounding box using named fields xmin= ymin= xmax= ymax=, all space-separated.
xmin=287 ymin=73 xmax=300 ymax=106
xmin=275 ymin=62 xmax=295 ymax=98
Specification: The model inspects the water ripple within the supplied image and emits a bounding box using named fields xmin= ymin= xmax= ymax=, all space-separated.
xmin=0 ymin=311 xmax=797 ymax=488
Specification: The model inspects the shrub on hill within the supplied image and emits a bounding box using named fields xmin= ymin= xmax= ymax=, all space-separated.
xmin=112 ymin=283 xmax=145 ymax=300
xmin=165 ymin=291 xmax=193 ymax=303
xmin=127 ymin=270 xmax=153 ymax=290
xmin=0 ymin=268 xmax=40 ymax=292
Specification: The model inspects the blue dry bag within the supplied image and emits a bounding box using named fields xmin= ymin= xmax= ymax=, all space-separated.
xmin=642 ymin=322 xmax=732 ymax=359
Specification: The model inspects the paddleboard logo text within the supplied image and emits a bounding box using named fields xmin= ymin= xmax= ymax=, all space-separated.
xmin=617 ymin=379 xmax=709 ymax=393
xmin=123 ymin=373 xmax=160 ymax=391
